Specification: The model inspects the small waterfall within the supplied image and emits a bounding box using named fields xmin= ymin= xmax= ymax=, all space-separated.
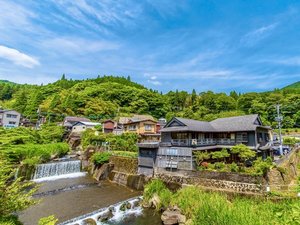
xmin=33 ymin=160 xmax=82 ymax=180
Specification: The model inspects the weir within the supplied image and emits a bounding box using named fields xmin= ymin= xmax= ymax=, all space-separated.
xmin=33 ymin=160 xmax=82 ymax=180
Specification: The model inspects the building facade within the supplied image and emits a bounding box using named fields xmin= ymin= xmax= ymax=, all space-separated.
xmin=0 ymin=109 xmax=21 ymax=128
xmin=138 ymin=114 xmax=273 ymax=175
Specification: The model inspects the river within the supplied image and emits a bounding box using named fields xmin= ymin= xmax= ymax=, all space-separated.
xmin=18 ymin=161 xmax=161 ymax=225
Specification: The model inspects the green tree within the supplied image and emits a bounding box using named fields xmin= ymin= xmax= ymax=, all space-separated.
xmin=210 ymin=148 xmax=230 ymax=162
xmin=231 ymin=144 xmax=256 ymax=164
xmin=0 ymin=158 xmax=37 ymax=218
xmin=194 ymin=151 xmax=211 ymax=165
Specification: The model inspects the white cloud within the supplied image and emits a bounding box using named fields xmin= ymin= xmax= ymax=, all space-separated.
xmin=148 ymin=79 xmax=162 ymax=86
xmin=0 ymin=45 xmax=40 ymax=68
xmin=241 ymin=23 xmax=279 ymax=46
xmin=41 ymin=37 xmax=119 ymax=55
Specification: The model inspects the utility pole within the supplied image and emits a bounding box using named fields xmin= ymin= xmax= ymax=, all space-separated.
xmin=275 ymin=104 xmax=283 ymax=155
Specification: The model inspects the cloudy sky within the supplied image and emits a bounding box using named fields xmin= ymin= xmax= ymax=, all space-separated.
xmin=0 ymin=0 xmax=300 ymax=93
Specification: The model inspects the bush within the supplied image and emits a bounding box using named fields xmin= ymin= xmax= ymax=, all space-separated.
xmin=91 ymin=152 xmax=111 ymax=165
xmin=230 ymin=162 xmax=239 ymax=172
xmin=38 ymin=215 xmax=58 ymax=225
xmin=143 ymin=179 xmax=173 ymax=209
xmin=251 ymin=157 xmax=273 ymax=176
xmin=214 ymin=162 xmax=226 ymax=170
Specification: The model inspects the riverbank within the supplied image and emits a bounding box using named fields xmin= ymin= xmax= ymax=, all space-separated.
xmin=18 ymin=175 xmax=139 ymax=225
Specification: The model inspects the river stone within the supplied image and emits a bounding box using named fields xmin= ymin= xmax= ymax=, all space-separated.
xmin=126 ymin=202 xmax=132 ymax=209
xmin=120 ymin=202 xmax=128 ymax=211
xmin=109 ymin=206 xmax=116 ymax=212
xmin=161 ymin=208 xmax=186 ymax=225
xmin=97 ymin=210 xmax=114 ymax=222
xmin=82 ymin=218 xmax=97 ymax=225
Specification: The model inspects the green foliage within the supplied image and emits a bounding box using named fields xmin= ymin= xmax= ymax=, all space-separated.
xmin=231 ymin=144 xmax=256 ymax=163
xmin=230 ymin=162 xmax=239 ymax=172
xmin=194 ymin=151 xmax=211 ymax=165
xmin=144 ymin=181 xmax=300 ymax=225
xmin=2 ymin=76 xmax=300 ymax=128
xmin=0 ymin=157 xmax=37 ymax=217
xmin=111 ymin=151 xmax=137 ymax=158
xmin=211 ymin=148 xmax=230 ymax=162
xmin=81 ymin=130 xmax=138 ymax=152
xmin=4 ymin=143 xmax=69 ymax=165
xmin=0 ymin=215 xmax=23 ymax=225
xmin=91 ymin=152 xmax=112 ymax=165
xmin=38 ymin=215 xmax=58 ymax=225
xmin=251 ymin=157 xmax=274 ymax=176
xmin=143 ymin=179 xmax=172 ymax=210
xmin=283 ymin=137 xmax=298 ymax=146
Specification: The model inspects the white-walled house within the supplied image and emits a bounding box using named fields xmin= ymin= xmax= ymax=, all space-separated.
xmin=0 ymin=109 xmax=21 ymax=128
xmin=71 ymin=121 xmax=101 ymax=133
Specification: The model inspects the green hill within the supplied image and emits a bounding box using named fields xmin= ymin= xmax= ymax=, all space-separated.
xmin=0 ymin=75 xmax=299 ymax=128
xmin=282 ymin=81 xmax=300 ymax=90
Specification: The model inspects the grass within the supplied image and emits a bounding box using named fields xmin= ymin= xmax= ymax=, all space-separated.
xmin=143 ymin=179 xmax=300 ymax=225
xmin=3 ymin=143 xmax=70 ymax=165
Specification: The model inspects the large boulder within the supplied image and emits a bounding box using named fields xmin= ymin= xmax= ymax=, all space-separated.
xmin=161 ymin=208 xmax=186 ymax=225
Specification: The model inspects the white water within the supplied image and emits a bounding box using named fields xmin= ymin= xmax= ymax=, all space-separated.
xmin=60 ymin=197 xmax=143 ymax=225
xmin=33 ymin=172 xmax=87 ymax=183
xmin=33 ymin=160 xmax=82 ymax=181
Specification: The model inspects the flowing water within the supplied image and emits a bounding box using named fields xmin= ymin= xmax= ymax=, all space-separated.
xmin=33 ymin=160 xmax=82 ymax=180
xmin=19 ymin=160 xmax=161 ymax=225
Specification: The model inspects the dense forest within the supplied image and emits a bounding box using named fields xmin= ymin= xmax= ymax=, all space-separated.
xmin=0 ymin=75 xmax=300 ymax=128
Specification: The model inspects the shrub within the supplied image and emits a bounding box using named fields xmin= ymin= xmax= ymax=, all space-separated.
xmin=252 ymin=157 xmax=273 ymax=176
xmin=214 ymin=162 xmax=226 ymax=170
xmin=38 ymin=215 xmax=58 ymax=225
xmin=143 ymin=179 xmax=173 ymax=210
xmin=230 ymin=162 xmax=239 ymax=172
xmin=91 ymin=152 xmax=111 ymax=165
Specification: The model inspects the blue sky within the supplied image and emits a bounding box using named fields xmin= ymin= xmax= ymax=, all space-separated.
xmin=0 ymin=0 xmax=300 ymax=93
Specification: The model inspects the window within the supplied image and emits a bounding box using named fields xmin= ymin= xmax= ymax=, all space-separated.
xmin=6 ymin=114 xmax=17 ymax=118
xmin=129 ymin=125 xmax=136 ymax=130
xmin=166 ymin=148 xmax=178 ymax=156
xmin=145 ymin=124 xmax=152 ymax=131
xmin=236 ymin=132 xmax=248 ymax=142
xmin=8 ymin=121 xmax=16 ymax=125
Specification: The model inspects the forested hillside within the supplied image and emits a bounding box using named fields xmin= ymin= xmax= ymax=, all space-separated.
xmin=0 ymin=75 xmax=299 ymax=128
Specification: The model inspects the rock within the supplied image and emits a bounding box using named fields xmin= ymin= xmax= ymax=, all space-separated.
xmin=82 ymin=218 xmax=97 ymax=225
xmin=126 ymin=202 xmax=132 ymax=209
xmin=142 ymin=201 xmax=151 ymax=208
xmin=161 ymin=208 xmax=186 ymax=225
xmin=120 ymin=202 xmax=128 ymax=211
xmin=97 ymin=210 xmax=114 ymax=222
xmin=109 ymin=206 xmax=116 ymax=212
xmin=149 ymin=193 xmax=161 ymax=209
xmin=132 ymin=199 xmax=141 ymax=208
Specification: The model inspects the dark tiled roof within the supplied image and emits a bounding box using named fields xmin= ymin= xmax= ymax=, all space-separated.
xmin=161 ymin=114 xmax=268 ymax=133
xmin=210 ymin=114 xmax=260 ymax=132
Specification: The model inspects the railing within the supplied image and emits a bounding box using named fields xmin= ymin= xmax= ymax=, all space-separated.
xmin=169 ymin=138 xmax=236 ymax=147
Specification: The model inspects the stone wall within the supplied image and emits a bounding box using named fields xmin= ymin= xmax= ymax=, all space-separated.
xmin=155 ymin=169 xmax=265 ymax=193
xmin=267 ymin=148 xmax=300 ymax=191
xmin=108 ymin=171 xmax=146 ymax=190
xmin=109 ymin=156 xmax=138 ymax=174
